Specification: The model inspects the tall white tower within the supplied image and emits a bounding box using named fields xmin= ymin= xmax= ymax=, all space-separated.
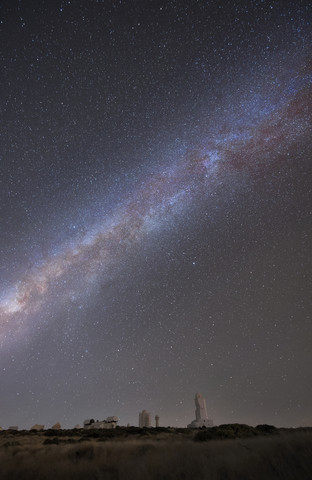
xmin=187 ymin=392 xmax=213 ymax=428
xmin=195 ymin=392 xmax=208 ymax=421
xmin=155 ymin=414 xmax=160 ymax=427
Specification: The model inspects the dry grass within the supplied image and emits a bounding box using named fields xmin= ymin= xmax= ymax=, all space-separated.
xmin=0 ymin=429 xmax=311 ymax=479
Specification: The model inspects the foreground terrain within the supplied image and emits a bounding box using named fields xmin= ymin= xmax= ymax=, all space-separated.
xmin=0 ymin=425 xmax=311 ymax=479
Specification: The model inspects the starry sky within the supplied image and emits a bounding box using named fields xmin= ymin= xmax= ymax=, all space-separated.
xmin=0 ymin=0 xmax=311 ymax=429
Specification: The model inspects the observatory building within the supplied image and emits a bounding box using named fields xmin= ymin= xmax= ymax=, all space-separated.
xmin=30 ymin=424 xmax=44 ymax=431
xmin=187 ymin=392 xmax=213 ymax=428
xmin=83 ymin=416 xmax=118 ymax=429
xmin=155 ymin=414 xmax=160 ymax=428
xmin=139 ymin=410 xmax=151 ymax=428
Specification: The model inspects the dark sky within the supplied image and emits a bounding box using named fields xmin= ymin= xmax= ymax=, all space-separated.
xmin=0 ymin=0 xmax=311 ymax=429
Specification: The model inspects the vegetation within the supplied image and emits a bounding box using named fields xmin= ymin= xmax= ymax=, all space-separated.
xmin=194 ymin=423 xmax=278 ymax=441
xmin=0 ymin=425 xmax=311 ymax=479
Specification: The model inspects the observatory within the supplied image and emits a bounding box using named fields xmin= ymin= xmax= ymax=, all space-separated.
xmin=187 ymin=392 xmax=213 ymax=428
xmin=83 ymin=416 xmax=118 ymax=429
xmin=155 ymin=414 xmax=160 ymax=427
xmin=139 ymin=410 xmax=151 ymax=428
xmin=30 ymin=424 xmax=44 ymax=431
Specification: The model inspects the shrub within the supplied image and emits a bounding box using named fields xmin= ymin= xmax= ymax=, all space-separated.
xmin=43 ymin=438 xmax=59 ymax=445
xmin=2 ymin=441 xmax=21 ymax=448
xmin=194 ymin=424 xmax=258 ymax=442
xmin=255 ymin=424 xmax=277 ymax=434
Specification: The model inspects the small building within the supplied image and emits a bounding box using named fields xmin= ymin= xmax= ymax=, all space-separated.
xmin=83 ymin=416 xmax=118 ymax=429
xmin=8 ymin=426 xmax=18 ymax=431
xmin=31 ymin=424 xmax=44 ymax=431
xmin=52 ymin=422 xmax=61 ymax=430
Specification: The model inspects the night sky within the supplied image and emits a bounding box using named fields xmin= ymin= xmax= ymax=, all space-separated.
xmin=0 ymin=0 xmax=311 ymax=430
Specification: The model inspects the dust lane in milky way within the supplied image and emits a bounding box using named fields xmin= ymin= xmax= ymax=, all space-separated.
xmin=0 ymin=69 xmax=311 ymax=348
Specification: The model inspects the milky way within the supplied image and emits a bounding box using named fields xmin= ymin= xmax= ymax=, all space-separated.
xmin=1 ymin=64 xmax=310 ymax=348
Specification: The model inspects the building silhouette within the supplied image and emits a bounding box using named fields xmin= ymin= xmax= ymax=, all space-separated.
xmin=83 ymin=416 xmax=118 ymax=429
xmin=187 ymin=392 xmax=213 ymax=428
xmin=139 ymin=410 xmax=151 ymax=428
xmin=30 ymin=424 xmax=44 ymax=431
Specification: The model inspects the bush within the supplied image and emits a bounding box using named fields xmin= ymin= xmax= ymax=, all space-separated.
xmin=194 ymin=424 xmax=258 ymax=442
xmin=255 ymin=424 xmax=277 ymax=434
xmin=2 ymin=441 xmax=21 ymax=448
xmin=43 ymin=438 xmax=59 ymax=445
